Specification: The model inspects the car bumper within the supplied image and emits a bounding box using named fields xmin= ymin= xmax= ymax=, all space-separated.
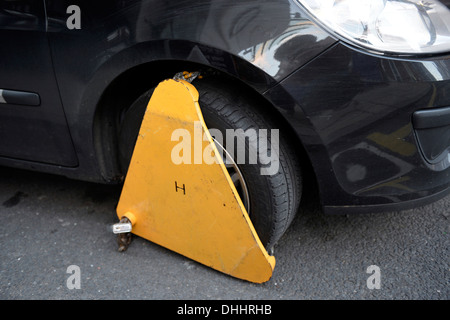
xmin=412 ymin=105 xmax=450 ymax=171
xmin=265 ymin=43 xmax=450 ymax=214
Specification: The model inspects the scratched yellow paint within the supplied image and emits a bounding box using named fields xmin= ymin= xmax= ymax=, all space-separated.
xmin=116 ymin=79 xmax=275 ymax=283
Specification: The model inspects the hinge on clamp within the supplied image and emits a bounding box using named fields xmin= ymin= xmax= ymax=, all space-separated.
xmin=173 ymin=71 xmax=201 ymax=83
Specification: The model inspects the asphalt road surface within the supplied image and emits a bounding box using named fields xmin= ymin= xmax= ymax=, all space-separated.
xmin=0 ymin=165 xmax=448 ymax=300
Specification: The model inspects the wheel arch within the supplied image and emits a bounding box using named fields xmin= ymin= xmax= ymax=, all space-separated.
xmin=92 ymin=54 xmax=320 ymax=205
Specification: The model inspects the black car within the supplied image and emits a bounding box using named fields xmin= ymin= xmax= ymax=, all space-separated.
xmin=1 ymin=0 xmax=449 ymax=248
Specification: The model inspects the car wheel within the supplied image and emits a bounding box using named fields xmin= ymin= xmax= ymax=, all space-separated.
xmin=118 ymin=79 xmax=302 ymax=249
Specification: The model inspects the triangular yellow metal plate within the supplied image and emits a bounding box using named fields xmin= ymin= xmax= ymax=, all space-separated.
xmin=116 ymin=79 xmax=275 ymax=283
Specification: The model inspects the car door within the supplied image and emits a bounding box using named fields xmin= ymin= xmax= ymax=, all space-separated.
xmin=0 ymin=0 xmax=78 ymax=166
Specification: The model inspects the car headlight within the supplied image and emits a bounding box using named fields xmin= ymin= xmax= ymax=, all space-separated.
xmin=295 ymin=0 xmax=450 ymax=55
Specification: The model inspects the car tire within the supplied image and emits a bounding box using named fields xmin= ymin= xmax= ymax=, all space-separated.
xmin=118 ymin=79 xmax=302 ymax=249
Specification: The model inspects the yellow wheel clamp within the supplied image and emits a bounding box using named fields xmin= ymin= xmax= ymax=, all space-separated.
xmin=114 ymin=77 xmax=275 ymax=283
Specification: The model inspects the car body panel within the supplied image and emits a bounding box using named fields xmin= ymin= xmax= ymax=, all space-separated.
xmin=40 ymin=0 xmax=336 ymax=182
xmin=0 ymin=0 xmax=78 ymax=166
xmin=264 ymin=43 xmax=450 ymax=211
